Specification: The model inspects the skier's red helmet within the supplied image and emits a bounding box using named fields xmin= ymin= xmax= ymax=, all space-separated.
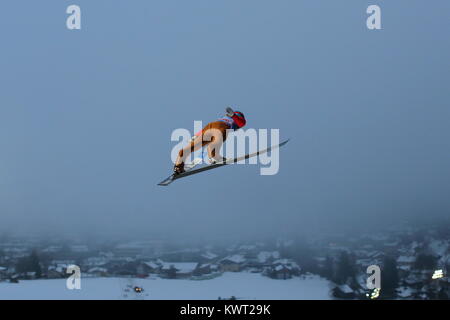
xmin=233 ymin=111 xmax=246 ymax=128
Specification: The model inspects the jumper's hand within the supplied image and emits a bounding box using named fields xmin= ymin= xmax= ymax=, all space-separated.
xmin=225 ymin=107 xmax=234 ymax=117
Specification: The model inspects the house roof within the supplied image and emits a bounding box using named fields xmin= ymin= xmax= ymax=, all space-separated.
xmin=56 ymin=267 xmax=66 ymax=273
xmin=143 ymin=261 xmax=160 ymax=269
xmin=201 ymin=252 xmax=218 ymax=260
xmin=272 ymin=259 xmax=300 ymax=270
xmin=161 ymin=262 xmax=198 ymax=273
xmin=48 ymin=263 xmax=68 ymax=272
xmin=273 ymin=259 xmax=290 ymax=265
xmin=398 ymin=265 xmax=411 ymax=271
xmin=338 ymin=284 xmax=354 ymax=294
xmin=221 ymin=255 xmax=246 ymax=264
xmin=274 ymin=265 xmax=291 ymax=271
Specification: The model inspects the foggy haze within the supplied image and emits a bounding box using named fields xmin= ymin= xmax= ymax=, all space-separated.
xmin=1 ymin=1 xmax=449 ymax=242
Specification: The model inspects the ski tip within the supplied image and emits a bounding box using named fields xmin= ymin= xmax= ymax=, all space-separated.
xmin=157 ymin=177 xmax=174 ymax=186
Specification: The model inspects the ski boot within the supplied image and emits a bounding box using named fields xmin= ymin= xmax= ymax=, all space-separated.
xmin=173 ymin=163 xmax=185 ymax=175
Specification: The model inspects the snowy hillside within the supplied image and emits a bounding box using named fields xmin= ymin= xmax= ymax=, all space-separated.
xmin=0 ymin=272 xmax=332 ymax=300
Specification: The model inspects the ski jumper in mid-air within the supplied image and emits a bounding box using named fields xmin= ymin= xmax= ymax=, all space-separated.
xmin=173 ymin=107 xmax=246 ymax=175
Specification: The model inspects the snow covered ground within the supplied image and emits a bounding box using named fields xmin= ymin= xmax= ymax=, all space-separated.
xmin=0 ymin=272 xmax=332 ymax=300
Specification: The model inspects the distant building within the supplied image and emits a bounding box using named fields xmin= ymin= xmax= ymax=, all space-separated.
xmin=200 ymin=252 xmax=219 ymax=262
xmin=160 ymin=262 xmax=199 ymax=279
xmin=0 ymin=267 xmax=7 ymax=281
xmin=24 ymin=272 xmax=37 ymax=280
xmin=244 ymin=251 xmax=280 ymax=272
xmin=136 ymin=261 xmax=161 ymax=276
xmin=333 ymin=284 xmax=355 ymax=299
xmin=46 ymin=268 xmax=65 ymax=279
xmin=195 ymin=264 xmax=210 ymax=275
xmin=194 ymin=263 xmax=219 ymax=276
xmin=272 ymin=265 xmax=293 ymax=280
xmin=219 ymin=255 xmax=246 ymax=272
xmin=87 ymin=267 xmax=109 ymax=277
xmin=265 ymin=259 xmax=301 ymax=279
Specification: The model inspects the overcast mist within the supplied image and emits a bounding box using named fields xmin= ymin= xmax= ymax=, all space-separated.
xmin=1 ymin=1 xmax=449 ymax=242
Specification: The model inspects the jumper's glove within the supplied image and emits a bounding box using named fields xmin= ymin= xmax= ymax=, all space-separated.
xmin=225 ymin=107 xmax=235 ymax=117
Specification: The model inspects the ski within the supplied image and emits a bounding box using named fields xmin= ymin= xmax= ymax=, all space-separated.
xmin=157 ymin=139 xmax=290 ymax=186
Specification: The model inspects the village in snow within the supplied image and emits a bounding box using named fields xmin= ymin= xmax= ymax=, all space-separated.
xmin=0 ymin=221 xmax=448 ymax=300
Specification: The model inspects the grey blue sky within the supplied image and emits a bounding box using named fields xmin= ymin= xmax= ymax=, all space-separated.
xmin=1 ymin=1 xmax=449 ymax=240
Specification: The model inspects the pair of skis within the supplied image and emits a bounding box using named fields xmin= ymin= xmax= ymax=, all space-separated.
xmin=157 ymin=139 xmax=289 ymax=186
